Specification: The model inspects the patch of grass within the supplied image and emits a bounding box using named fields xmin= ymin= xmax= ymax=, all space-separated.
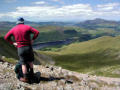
xmin=89 ymin=65 xmax=120 ymax=78
xmin=3 ymin=57 xmax=17 ymax=64
xmin=39 ymin=45 xmax=67 ymax=52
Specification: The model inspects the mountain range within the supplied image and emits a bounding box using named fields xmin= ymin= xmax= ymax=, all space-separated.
xmin=75 ymin=18 xmax=120 ymax=30
xmin=0 ymin=18 xmax=120 ymax=29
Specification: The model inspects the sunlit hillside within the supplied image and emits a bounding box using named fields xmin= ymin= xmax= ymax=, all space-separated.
xmin=38 ymin=36 xmax=120 ymax=77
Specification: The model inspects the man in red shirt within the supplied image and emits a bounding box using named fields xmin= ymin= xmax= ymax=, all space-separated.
xmin=4 ymin=17 xmax=39 ymax=82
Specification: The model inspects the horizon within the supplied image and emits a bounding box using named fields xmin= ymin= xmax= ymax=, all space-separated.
xmin=0 ymin=18 xmax=120 ymax=22
xmin=0 ymin=0 xmax=120 ymax=21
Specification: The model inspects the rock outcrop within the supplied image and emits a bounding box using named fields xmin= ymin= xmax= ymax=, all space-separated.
xmin=0 ymin=61 xmax=120 ymax=90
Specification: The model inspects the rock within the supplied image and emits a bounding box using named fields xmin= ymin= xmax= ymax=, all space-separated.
xmin=57 ymin=79 xmax=66 ymax=86
xmin=113 ymin=81 xmax=120 ymax=86
xmin=80 ymin=80 xmax=88 ymax=86
xmin=65 ymin=79 xmax=73 ymax=84
xmin=0 ymin=62 xmax=3 ymax=64
xmin=45 ymin=65 xmax=49 ymax=68
xmin=64 ymin=84 xmax=74 ymax=90
xmin=1 ymin=56 xmax=5 ymax=60
xmin=65 ymin=74 xmax=81 ymax=84
xmin=0 ymin=83 xmax=14 ymax=90
xmin=4 ymin=62 xmax=9 ymax=67
xmin=112 ymin=70 xmax=120 ymax=74
xmin=16 ymin=85 xmax=25 ymax=90
xmin=56 ymin=85 xmax=64 ymax=90
xmin=88 ymin=82 xmax=99 ymax=89
xmin=50 ymin=67 xmax=54 ymax=71
xmin=17 ymin=87 xmax=24 ymax=90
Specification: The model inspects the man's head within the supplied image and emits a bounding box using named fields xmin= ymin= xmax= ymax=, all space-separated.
xmin=16 ymin=17 xmax=24 ymax=24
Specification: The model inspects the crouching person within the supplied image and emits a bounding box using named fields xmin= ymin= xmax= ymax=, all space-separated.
xmin=4 ymin=17 xmax=39 ymax=82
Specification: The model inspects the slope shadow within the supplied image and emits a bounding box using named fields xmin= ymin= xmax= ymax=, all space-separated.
xmin=29 ymin=72 xmax=64 ymax=84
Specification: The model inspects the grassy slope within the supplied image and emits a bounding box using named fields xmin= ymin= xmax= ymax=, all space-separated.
xmin=0 ymin=37 xmax=18 ymax=63
xmin=38 ymin=36 xmax=120 ymax=77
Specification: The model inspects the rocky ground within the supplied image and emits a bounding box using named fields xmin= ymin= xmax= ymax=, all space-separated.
xmin=0 ymin=60 xmax=120 ymax=90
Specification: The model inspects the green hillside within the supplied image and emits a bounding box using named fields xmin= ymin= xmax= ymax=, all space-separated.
xmin=0 ymin=37 xmax=18 ymax=63
xmin=38 ymin=36 xmax=120 ymax=77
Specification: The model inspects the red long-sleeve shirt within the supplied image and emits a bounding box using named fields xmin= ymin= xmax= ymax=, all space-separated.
xmin=4 ymin=24 xmax=39 ymax=48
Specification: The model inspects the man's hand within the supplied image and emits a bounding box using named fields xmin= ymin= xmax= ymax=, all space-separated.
xmin=13 ymin=42 xmax=17 ymax=47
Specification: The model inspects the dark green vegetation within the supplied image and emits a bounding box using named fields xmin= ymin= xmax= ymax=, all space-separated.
xmin=0 ymin=37 xmax=18 ymax=63
xmin=30 ymin=26 xmax=94 ymax=43
xmin=39 ymin=45 xmax=65 ymax=51
xmin=38 ymin=36 xmax=120 ymax=78
xmin=0 ymin=37 xmax=17 ymax=58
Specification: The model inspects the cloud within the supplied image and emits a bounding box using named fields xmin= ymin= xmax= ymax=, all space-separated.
xmin=0 ymin=3 xmax=120 ymax=21
xmin=8 ymin=4 xmax=92 ymax=18
xmin=97 ymin=3 xmax=120 ymax=11
xmin=0 ymin=14 xmax=4 ymax=18
xmin=33 ymin=1 xmax=46 ymax=5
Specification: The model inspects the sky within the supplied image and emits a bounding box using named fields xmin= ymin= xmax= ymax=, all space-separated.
xmin=0 ymin=0 xmax=120 ymax=22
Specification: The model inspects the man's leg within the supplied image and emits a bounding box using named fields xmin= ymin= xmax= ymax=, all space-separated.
xmin=28 ymin=62 xmax=34 ymax=75
xmin=20 ymin=64 xmax=28 ymax=82
xmin=18 ymin=46 xmax=29 ymax=82
xmin=22 ymin=64 xmax=27 ymax=76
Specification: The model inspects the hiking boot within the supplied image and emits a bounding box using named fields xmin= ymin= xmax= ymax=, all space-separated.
xmin=29 ymin=69 xmax=34 ymax=78
xmin=29 ymin=73 xmax=35 ymax=79
xmin=20 ymin=77 xmax=28 ymax=82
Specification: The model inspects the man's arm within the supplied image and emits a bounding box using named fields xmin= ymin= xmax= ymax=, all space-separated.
xmin=4 ymin=30 xmax=14 ymax=44
xmin=30 ymin=27 xmax=39 ymax=40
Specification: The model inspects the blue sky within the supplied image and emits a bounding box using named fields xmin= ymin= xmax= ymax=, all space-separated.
xmin=0 ymin=0 xmax=120 ymax=21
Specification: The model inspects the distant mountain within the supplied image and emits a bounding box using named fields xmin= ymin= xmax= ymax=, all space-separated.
xmin=0 ymin=21 xmax=15 ymax=29
xmin=75 ymin=18 xmax=120 ymax=30
xmin=77 ymin=18 xmax=119 ymax=25
xmin=0 ymin=21 xmax=15 ymax=26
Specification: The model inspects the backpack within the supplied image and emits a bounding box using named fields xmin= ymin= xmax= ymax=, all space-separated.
xmin=14 ymin=61 xmax=23 ymax=79
xmin=14 ymin=61 xmax=40 ymax=83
